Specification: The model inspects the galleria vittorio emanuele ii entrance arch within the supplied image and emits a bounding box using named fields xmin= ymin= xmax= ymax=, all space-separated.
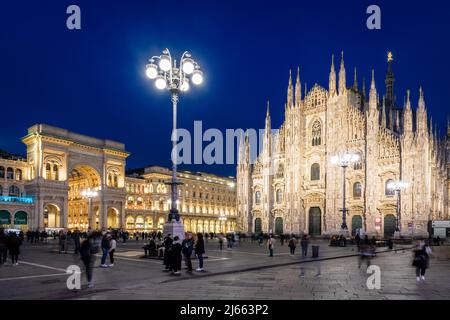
xmin=22 ymin=124 xmax=129 ymax=231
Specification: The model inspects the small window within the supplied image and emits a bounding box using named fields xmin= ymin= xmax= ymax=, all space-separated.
xmin=9 ymin=185 xmax=20 ymax=197
xmin=312 ymin=120 xmax=322 ymax=146
xmin=6 ymin=168 xmax=14 ymax=180
xmin=353 ymin=182 xmax=362 ymax=198
xmin=276 ymin=189 xmax=283 ymax=203
xmin=385 ymin=179 xmax=395 ymax=196
xmin=0 ymin=167 xmax=4 ymax=179
xmin=255 ymin=191 xmax=261 ymax=205
xmin=311 ymin=163 xmax=320 ymax=181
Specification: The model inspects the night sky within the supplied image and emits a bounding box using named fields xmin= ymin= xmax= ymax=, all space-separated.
xmin=1 ymin=0 xmax=449 ymax=177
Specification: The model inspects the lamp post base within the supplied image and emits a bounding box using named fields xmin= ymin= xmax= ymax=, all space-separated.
xmin=163 ymin=220 xmax=185 ymax=241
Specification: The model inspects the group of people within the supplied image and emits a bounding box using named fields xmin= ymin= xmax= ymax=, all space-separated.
xmin=162 ymin=232 xmax=205 ymax=275
xmin=287 ymin=235 xmax=310 ymax=257
xmin=0 ymin=228 xmax=23 ymax=266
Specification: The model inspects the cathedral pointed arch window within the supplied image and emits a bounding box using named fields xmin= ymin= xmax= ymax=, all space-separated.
xmin=255 ymin=191 xmax=261 ymax=205
xmin=353 ymin=153 xmax=362 ymax=170
xmin=353 ymin=182 xmax=362 ymax=198
xmin=385 ymin=179 xmax=395 ymax=196
xmin=312 ymin=120 xmax=322 ymax=146
xmin=311 ymin=163 xmax=320 ymax=181
xmin=276 ymin=189 xmax=283 ymax=203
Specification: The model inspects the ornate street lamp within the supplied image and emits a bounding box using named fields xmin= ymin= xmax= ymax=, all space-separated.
xmin=81 ymin=188 xmax=98 ymax=231
xmin=331 ymin=152 xmax=360 ymax=233
xmin=387 ymin=180 xmax=408 ymax=233
xmin=146 ymin=48 xmax=203 ymax=240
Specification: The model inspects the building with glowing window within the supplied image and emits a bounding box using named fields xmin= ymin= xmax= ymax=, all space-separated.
xmin=0 ymin=124 xmax=236 ymax=233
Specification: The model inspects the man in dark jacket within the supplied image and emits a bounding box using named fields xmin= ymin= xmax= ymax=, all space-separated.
xmin=195 ymin=233 xmax=205 ymax=272
xmin=100 ymin=233 xmax=111 ymax=267
xmin=182 ymin=233 xmax=194 ymax=272
xmin=0 ymin=228 xmax=8 ymax=265
xmin=73 ymin=228 xmax=81 ymax=254
xmin=163 ymin=234 xmax=173 ymax=271
xmin=171 ymin=236 xmax=182 ymax=275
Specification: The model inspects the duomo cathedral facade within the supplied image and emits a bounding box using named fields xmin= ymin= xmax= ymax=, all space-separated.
xmin=237 ymin=53 xmax=449 ymax=237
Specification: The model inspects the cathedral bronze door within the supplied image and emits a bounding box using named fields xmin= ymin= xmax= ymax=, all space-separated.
xmin=308 ymin=207 xmax=321 ymax=236
xmin=275 ymin=217 xmax=283 ymax=235
xmin=254 ymin=218 xmax=262 ymax=235
xmin=384 ymin=214 xmax=396 ymax=237
xmin=351 ymin=215 xmax=363 ymax=235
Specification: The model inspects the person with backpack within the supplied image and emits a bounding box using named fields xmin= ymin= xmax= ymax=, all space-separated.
xmin=100 ymin=233 xmax=111 ymax=268
xmin=288 ymin=236 xmax=297 ymax=255
xmin=413 ymin=241 xmax=432 ymax=283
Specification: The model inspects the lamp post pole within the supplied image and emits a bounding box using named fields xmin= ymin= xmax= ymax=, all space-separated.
xmin=331 ymin=152 xmax=360 ymax=234
xmin=146 ymin=49 xmax=203 ymax=238
xmin=341 ymin=164 xmax=348 ymax=230
xmin=396 ymin=189 xmax=401 ymax=232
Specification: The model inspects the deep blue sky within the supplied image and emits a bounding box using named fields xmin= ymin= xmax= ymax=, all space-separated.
xmin=1 ymin=0 xmax=449 ymax=177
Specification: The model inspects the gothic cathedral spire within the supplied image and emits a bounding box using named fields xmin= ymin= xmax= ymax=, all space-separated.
xmin=403 ymin=89 xmax=413 ymax=134
xmin=329 ymin=54 xmax=337 ymax=96
xmin=353 ymin=67 xmax=358 ymax=91
xmin=295 ymin=67 xmax=301 ymax=107
xmin=338 ymin=51 xmax=346 ymax=95
xmin=369 ymin=69 xmax=377 ymax=112
xmin=287 ymin=70 xmax=293 ymax=108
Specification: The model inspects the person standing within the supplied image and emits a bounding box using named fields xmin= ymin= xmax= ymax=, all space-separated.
xmin=280 ymin=234 xmax=285 ymax=246
xmin=218 ymin=234 xmax=224 ymax=251
xmin=171 ymin=236 xmax=182 ymax=275
xmin=413 ymin=242 xmax=431 ymax=283
xmin=300 ymin=235 xmax=309 ymax=257
xmin=80 ymin=232 xmax=99 ymax=288
xmin=100 ymin=233 xmax=111 ymax=268
xmin=182 ymin=233 xmax=194 ymax=272
xmin=73 ymin=228 xmax=81 ymax=254
xmin=59 ymin=230 xmax=67 ymax=254
xmin=108 ymin=235 xmax=117 ymax=267
xmin=8 ymin=232 xmax=22 ymax=266
xmin=267 ymin=235 xmax=274 ymax=257
xmin=195 ymin=233 xmax=205 ymax=272
xmin=163 ymin=234 xmax=173 ymax=272
xmin=288 ymin=236 xmax=297 ymax=255
xmin=355 ymin=232 xmax=361 ymax=249
xmin=0 ymin=228 xmax=8 ymax=266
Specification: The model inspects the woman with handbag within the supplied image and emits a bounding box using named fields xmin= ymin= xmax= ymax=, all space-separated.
xmin=412 ymin=242 xmax=431 ymax=283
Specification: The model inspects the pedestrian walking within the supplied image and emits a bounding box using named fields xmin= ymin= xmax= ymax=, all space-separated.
xmin=171 ymin=236 xmax=182 ymax=275
xmin=218 ymin=234 xmax=224 ymax=251
xmin=195 ymin=232 xmax=205 ymax=272
xmin=288 ymin=236 xmax=297 ymax=255
xmin=100 ymin=233 xmax=111 ymax=267
xmin=300 ymin=235 xmax=309 ymax=257
xmin=182 ymin=233 xmax=194 ymax=272
xmin=412 ymin=242 xmax=432 ymax=283
xmin=280 ymin=234 xmax=285 ymax=246
xmin=300 ymin=244 xmax=321 ymax=278
xmin=108 ymin=235 xmax=117 ymax=267
xmin=80 ymin=232 xmax=100 ymax=288
xmin=59 ymin=230 xmax=67 ymax=254
xmin=358 ymin=244 xmax=375 ymax=269
xmin=268 ymin=235 xmax=274 ymax=257
xmin=73 ymin=228 xmax=81 ymax=254
xmin=8 ymin=232 xmax=22 ymax=266
xmin=0 ymin=228 xmax=8 ymax=266
xmin=163 ymin=234 xmax=173 ymax=271
xmin=355 ymin=232 xmax=361 ymax=249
